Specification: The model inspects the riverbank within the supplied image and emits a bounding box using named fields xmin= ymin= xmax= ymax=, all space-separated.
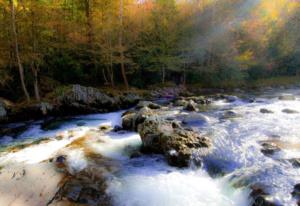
xmin=2 ymin=79 xmax=300 ymax=125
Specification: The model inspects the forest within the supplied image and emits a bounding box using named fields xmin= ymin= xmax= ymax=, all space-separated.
xmin=1 ymin=1 xmax=300 ymax=205
xmin=0 ymin=0 xmax=300 ymax=101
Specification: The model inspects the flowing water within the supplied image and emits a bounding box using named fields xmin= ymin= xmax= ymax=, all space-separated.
xmin=1 ymin=87 xmax=300 ymax=206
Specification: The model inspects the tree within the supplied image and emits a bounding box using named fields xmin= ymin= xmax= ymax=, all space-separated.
xmin=119 ymin=0 xmax=129 ymax=89
xmin=9 ymin=0 xmax=31 ymax=102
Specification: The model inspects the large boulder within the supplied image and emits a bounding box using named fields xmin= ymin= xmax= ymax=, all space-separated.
xmin=58 ymin=85 xmax=116 ymax=112
xmin=138 ymin=116 xmax=212 ymax=167
xmin=57 ymin=85 xmax=141 ymax=114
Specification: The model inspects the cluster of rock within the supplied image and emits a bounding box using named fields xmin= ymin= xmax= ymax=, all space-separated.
xmin=0 ymin=84 xmax=141 ymax=124
xmin=121 ymin=100 xmax=212 ymax=167
xmin=57 ymin=84 xmax=141 ymax=114
xmin=173 ymin=96 xmax=211 ymax=112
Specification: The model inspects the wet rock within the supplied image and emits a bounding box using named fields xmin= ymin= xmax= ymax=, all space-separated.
xmin=57 ymin=85 xmax=141 ymax=115
xmin=260 ymin=142 xmax=281 ymax=156
xmin=0 ymin=98 xmax=13 ymax=120
xmin=50 ymin=165 xmax=112 ymax=206
xmin=292 ymin=183 xmax=300 ymax=199
xmin=138 ymin=116 xmax=212 ymax=167
xmin=5 ymin=102 xmax=54 ymax=123
xmin=40 ymin=102 xmax=54 ymax=115
xmin=182 ymin=113 xmax=209 ymax=125
xmin=260 ymin=108 xmax=274 ymax=114
xmin=222 ymin=110 xmax=241 ymax=119
xmin=28 ymin=102 xmax=54 ymax=117
xmin=41 ymin=117 xmax=73 ymax=131
xmin=76 ymin=121 xmax=86 ymax=126
xmin=0 ymin=123 xmax=30 ymax=138
xmin=252 ymin=194 xmax=276 ymax=206
xmin=282 ymin=109 xmax=299 ymax=114
xmin=292 ymin=184 xmax=300 ymax=206
xmin=289 ymin=158 xmax=300 ymax=168
xmin=174 ymin=99 xmax=188 ymax=107
xmin=113 ymin=125 xmax=123 ymax=132
xmin=99 ymin=125 xmax=112 ymax=131
xmin=130 ymin=151 xmax=143 ymax=159
xmin=58 ymin=85 xmax=116 ymax=112
xmin=250 ymin=185 xmax=276 ymax=206
xmin=56 ymin=155 xmax=67 ymax=164
xmin=204 ymin=158 xmax=231 ymax=177
xmin=184 ymin=100 xmax=198 ymax=112
xmin=121 ymin=107 xmax=154 ymax=131
xmin=279 ymin=95 xmax=296 ymax=101
xmin=122 ymin=112 xmax=136 ymax=130
xmin=224 ymin=95 xmax=239 ymax=103
xmin=120 ymin=93 xmax=141 ymax=108
xmin=186 ymin=96 xmax=210 ymax=104
xmin=136 ymin=101 xmax=161 ymax=110
xmin=55 ymin=155 xmax=67 ymax=171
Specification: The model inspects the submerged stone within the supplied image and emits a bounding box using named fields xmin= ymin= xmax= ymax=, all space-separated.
xmin=182 ymin=113 xmax=209 ymax=125
xmin=282 ymin=109 xmax=299 ymax=114
xmin=289 ymin=158 xmax=300 ymax=168
xmin=260 ymin=108 xmax=274 ymax=114
xmin=279 ymin=95 xmax=296 ymax=101
xmin=260 ymin=142 xmax=281 ymax=156
xmin=222 ymin=110 xmax=241 ymax=119
xmin=250 ymin=185 xmax=277 ymax=206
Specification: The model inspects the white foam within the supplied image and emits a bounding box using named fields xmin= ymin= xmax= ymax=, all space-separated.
xmin=203 ymin=90 xmax=300 ymax=205
xmin=0 ymin=128 xmax=86 ymax=165
xmin=107 ymin=169 xmax=250 ymax=206
xmin=90 ymin=133 xmax=142 ymax=160
xmin=65 ymin=149 xmax=88 ymax=174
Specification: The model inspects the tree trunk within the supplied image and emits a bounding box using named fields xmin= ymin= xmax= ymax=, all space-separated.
xmin=102 ymin=68 xmax=109 ymax=85
xmin=10 ymin=0 xmax=30 ymax=102
xmin=209 ymin=1 xmax=216 ymax=67
xmin=183 ymin=63 xmax=186 ymax=86
xmin=119 ymin=0 xmax=129 ymax=89
xmin=31 ymin=63 xmax=40 ymax=101
xmin=162 ymin=65 xmax=165 ymax=84
xmin=109 ymin=35 xmax=115 ymax=87
xmin=31 ymin=5 xmax=41 ymax=102
xmin=85 ymin=0 xmax=93 ymax=46
xmin=85 ymin=0 xmax=99 ymax=81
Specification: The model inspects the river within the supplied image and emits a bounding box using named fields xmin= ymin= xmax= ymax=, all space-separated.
xmin=1 ymin=87 xmax=300 ymax=206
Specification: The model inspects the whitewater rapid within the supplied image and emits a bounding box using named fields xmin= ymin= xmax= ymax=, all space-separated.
xmin=1 ymin=87 xmax=300 ymax=206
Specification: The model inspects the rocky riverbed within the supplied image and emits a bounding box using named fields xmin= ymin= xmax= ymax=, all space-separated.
xmin=1 ymin=86 xmax=300 ymax=206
